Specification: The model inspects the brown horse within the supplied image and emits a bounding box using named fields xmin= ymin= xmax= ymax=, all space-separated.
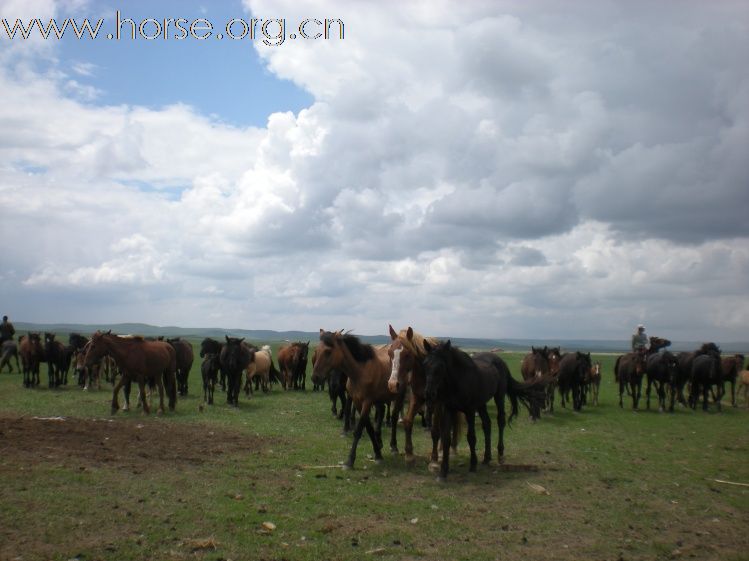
xmin=720 ymin=354 xmax=745 ymax=406
xmin=311 ymin=330 xmax=401 ymax=468
xmin=386 ymin=325 xmax=440 ymax=465
xmin=167 ymin=338 xmax=194 ymax=397
xmin=84 ymin=331 xmax=177 ymax=415
xmin=521 ymin=346 xmax=551 ymax=381
xmin=587 ymin=361 xmax=601 ymax=406
xmin=19 ymin=333 xmax=43 ymax=388
xmin=737 ymin=370 xmax=749 ymax=408
xmin=277 ymin=342 xmax=307 ymax=390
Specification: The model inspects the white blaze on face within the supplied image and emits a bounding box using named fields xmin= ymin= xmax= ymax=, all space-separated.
xmin=389 ymin=348 xmax=401 ymax=386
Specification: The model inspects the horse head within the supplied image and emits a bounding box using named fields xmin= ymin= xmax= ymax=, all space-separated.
xmin=423 ymin=339 xmax=452 ymax=404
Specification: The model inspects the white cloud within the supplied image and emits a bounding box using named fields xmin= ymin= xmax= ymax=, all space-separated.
xmin=1 ymin=0 xmax=748 ymax=342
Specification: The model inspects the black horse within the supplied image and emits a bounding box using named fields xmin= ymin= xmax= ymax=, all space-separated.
xmin=645 ymin=351 xmax=680 ymax=412
xmin=689 ymin=343 xmax=723 ymax=411
xmin=219 ymin=336 xmax=252 ymax=407
xmin=423 ymin=340 xmax=546 ymax=480
xmin=201 ymin=353 xmax=220 ymax=405
xmin=557 ymin=352 xmax=591 ymax=411
xmin=200 ymin=338 xmax=224 ymax=389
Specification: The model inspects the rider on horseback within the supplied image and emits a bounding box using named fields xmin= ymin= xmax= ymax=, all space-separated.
xmin=631 ymin=324 xmax=649 ymax=354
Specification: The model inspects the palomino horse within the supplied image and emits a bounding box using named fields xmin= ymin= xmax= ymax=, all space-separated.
xmin=311 ymin=330 xmax=401 ymax=469
xmin=422 ymin=339 xmax=546 ymax=480
xmin=386 ymin=325 xmax=441 ymax=465
xmin=737 ymin=370 xmax=749 ymax=408
xmin=244 ymin=345 xmax=279 ymax=394
xmin=84 ymin=331 xmax=177 ymax=415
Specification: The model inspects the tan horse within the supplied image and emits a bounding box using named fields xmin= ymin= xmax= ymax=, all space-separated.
xmin=84 ymin=331 xmax=177 ymax=415
xmin=311 ymin=330 xmax=400 ymax=468
xmin=737 ymin=370 xmax=749 ymax=408
xmin=244 ymin=345 xmax=277 ymax=394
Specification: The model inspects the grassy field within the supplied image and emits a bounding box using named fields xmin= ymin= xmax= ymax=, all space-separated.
xmin=0 ymin=340 xmax=747 ymax=561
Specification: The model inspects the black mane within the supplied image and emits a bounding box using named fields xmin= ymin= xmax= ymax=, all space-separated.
xmin=321 ymin=331 xmax=375 ymax=363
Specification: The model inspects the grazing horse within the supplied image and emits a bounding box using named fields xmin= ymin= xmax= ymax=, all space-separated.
xmin=19 ymin=333 xmax=43 ymax=388
xmin=311 ymin=330 xmax=401 ymax=468
xmin=386 ymin=325 xmax=441 ymax=465
xmin=0 ymin=340 xmax=20 ymax=373
xmin=201 ymin=353 xmax=220 ymax=405
xmin=720 ymin=354 xmax=744 ymax=407
xmin=220 ymin=336 xmax=252 ymax=407
xmin=422 ymin=339 xmax=546 ymax=480
xmin=167 ymin=338 xmax=194 ymax=396
xmin=689 ymin=343 xmax=723 ymax=411
xmin=84 ymin=331 xmax=177 ymax=415
xmin=244 ymin=345 xmax=279 ymax=394
xmin=557 ymin=352 xmax=591 ymax=411
xmin=586 ymin=361 xmax=602 ymax=406
xmin=615 ymin=352 xmax=647 ymax=409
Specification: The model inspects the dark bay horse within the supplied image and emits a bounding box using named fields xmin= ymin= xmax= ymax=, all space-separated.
xmin=201 ymin=353 xmax=220 ymax=405
xmin=720 ymin=354 xmax=744 ymax=406
xmin=521 ymin=346 xmax=551 ymax=381
xmin=84 ymin=331 xmax=177 ymax=414
xmin=689 ymin=343 xmax=723 ymax=411
xmin=423 ymin=339 xmax=546 ymax=480
xmin=219 ymin=336 xmax=252 ymax=407
xmin=44 ymin=332 xmax=71 ymax=388
xmin=557 ymin=352 xmax=591 ymax=411
xmin=615 ymin=352 xmax=647 ymax=409
xmin=167 ymin=338 xmax=194 ymax=396
xmin=311 ymin=330 xmax=401 ymax=469
xmin=200 ymin=337 xmax=224 ymax=389
xmin=277 ymin=342 xmax=309 ymax=390
xmin=645 ymin=351 xmax=679 ymax=412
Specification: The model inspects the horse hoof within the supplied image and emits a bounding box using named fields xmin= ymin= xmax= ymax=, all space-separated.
xmin=342 ymin=463 xmax=353 ymax=471
xmin=428 ymin=462 xmax=440 ymax=473
xmin=404 ymin=455 xmax=416 ymax=466
xmin=110 ymin=409 xmax=118 ymax=416
xmin=390 ymin=446 xmax=399 ymax=455
xmin=436 ymin=475 xmax=447 ymax=484
xmin=374 ymin=457 xmax=384 ymax=465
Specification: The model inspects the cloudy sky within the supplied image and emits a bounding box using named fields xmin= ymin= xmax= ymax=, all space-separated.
xmin=1 ymin=0 xmax=747 ymax=342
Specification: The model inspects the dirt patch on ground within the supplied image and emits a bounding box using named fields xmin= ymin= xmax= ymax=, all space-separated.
xmin=0 ymin=415 xmax=263 ymax=472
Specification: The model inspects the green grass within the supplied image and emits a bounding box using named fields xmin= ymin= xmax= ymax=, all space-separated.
xmin=1 ymin=343 xmax=747 ymax=561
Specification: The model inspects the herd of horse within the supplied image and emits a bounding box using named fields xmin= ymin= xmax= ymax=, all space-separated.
xmin=1 ymin=328 xmax=746 ymax=480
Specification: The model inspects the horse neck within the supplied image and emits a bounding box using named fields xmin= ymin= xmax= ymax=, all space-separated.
xmin=336 ymin=340 xmax=387 ymax=386
xmin=97 ymin=336 xmax=134 ymax=364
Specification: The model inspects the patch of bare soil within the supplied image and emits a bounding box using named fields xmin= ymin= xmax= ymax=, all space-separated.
xmin=0 ymin=415 xmax=262 ymax=471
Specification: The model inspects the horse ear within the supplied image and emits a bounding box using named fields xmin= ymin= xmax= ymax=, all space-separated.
xmin=106 ymin=330 xmax=111 ymax=335
xmin=407 ymin=327 xmax=414 ymax=341
xmin=225 ymin=335 xmax=230 ymax=343
xmin=389 ymin=324 xmax=397 ymax=340
xmin=319 ymin=329 xmax=325 ymax=337
xmin=445 ymin=340 xmax=452 ymax=350
xmin=423 ymin=339 xmax=432 ymax=353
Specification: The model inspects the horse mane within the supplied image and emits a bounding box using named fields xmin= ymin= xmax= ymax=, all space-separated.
xmin=397 ymin=329 xmax=438 ymax=359
xmin=697 ymin=342 xmax=721 ymax=356
xmin=321 ymin=331 xmax=375 ymax=363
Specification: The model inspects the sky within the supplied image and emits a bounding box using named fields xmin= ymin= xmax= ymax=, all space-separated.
xmin=0 ymin=0 xmax=748 ymax=342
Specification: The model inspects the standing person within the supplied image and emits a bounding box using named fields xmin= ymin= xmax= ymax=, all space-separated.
xmin=631 ymin=324 xmax=649 ymax=353
xmin=0 ymin=315 xmax=15 ymax=343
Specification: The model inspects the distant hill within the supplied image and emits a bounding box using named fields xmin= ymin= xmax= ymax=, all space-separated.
xmin=11 ymin=322 xmax=749 ymax=354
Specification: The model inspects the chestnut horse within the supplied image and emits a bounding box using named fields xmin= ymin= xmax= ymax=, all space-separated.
xmin=277 ymin=342 xmax=309 ymax=390
xmin=84 ymin=331 xmax=177 ymax=415
xmin=311 ymin=330 xmax=401 ymax=469
xmin=720 ymin=354 xmax=745 ymax=406
xmin=19 ymin=333 xmax=43 ymax=388
xmin=386 ymin=325 xmax=440 ymax=465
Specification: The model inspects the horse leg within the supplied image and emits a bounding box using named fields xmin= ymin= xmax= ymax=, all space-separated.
xmin=156 ymin=374 xmax=166 ymax=415
xmin=438 ymin=409 xmax=452 ymax=481
xmin=111 ymin=375 xmax=126 ymax=415
xmin=465 ymin=408 xmax=478 ymax=472
xmin=389 ymin=395 xmax=403 ymax=454
xmin=497 ymin=395 xmax=507 ymax=463
xmin=403 ymin=394 xmax=423 ymax=465
xmin=656 ymin=381 xmax=666 ymax=413
xmin=645 ymin=376 xmax=653 ymax=409
xmin=345 ymin=402 xmax=372 ymax=469
xmin=478 ymin=405 xmax=492 ymax=465
xmin=342 ymin=394 xmax=354 ymax=434
xmin=373 ymin=402 xmax=385 ymax=451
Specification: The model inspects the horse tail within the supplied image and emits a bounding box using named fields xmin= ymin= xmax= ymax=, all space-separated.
xmin=506 ymin=370 xmax=547 ymax=424
xmin=269 ymin=358 xmax=281 ymax=384
xmin=614 ymin=355 xmax=622 ymax=383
